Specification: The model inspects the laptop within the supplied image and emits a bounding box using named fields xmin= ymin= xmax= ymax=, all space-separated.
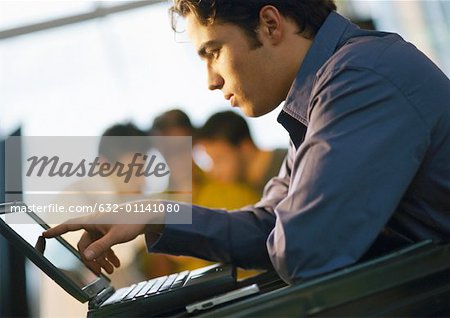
xmin=0 ymin=202 xmax=236 ymax=317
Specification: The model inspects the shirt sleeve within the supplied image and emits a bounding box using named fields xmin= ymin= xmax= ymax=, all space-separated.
xmin=146 ymin=205 xmax=274 ymax=269
xmin=146 ymin=147 xmax=294 ymax=270
xmin=267 ymin=66 xmax=430 ymax=283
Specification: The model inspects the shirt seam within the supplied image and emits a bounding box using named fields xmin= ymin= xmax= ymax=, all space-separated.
xmin=283 ymin=107 xmax=308 ymax=126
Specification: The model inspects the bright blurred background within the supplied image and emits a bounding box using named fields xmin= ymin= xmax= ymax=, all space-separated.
xmin=1 ymin=1 xmax=449 ymax=145
xmin=1 ymin=1 xmax=449 ymax=317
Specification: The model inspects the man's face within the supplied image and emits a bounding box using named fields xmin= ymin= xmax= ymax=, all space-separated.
xmin=186 ymin=15 xmax=284 ymax=117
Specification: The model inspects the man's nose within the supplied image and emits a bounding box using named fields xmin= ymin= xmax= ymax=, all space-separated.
xmin=207 ymin=66 xmax=224 ymax=91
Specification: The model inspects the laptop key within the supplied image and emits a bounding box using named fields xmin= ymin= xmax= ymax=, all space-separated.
xmin=170 ymin=281 xmax=184 ymax=289
xmin=147 ymin=276 xmax=167 ymax=295
xmin=124 ymin=281 xmax=147 ymax=301
xmin=171 ymin=271 xmax=189 ymax=289
xmin=119 ymin=284 xmax=137 ymax=301
xmin=173 ymin=271 xmax=188 ymax=283
xmin=158 ymin=274 xmax=178 ymax=292
xmin=101 ymin=285 xmax=135 ymax=307
xmin=135 ymin=278 xmax=157 ymax=298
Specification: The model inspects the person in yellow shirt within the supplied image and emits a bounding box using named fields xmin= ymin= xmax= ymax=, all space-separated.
xmin=197 ymin=111 xmax=287 ymax=197
xmin=137 ymin=109 xmax=260 ymax=278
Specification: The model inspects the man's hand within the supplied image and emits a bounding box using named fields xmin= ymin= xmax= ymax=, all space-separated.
xmin=42 ymin=210 xmax=162 ymax=275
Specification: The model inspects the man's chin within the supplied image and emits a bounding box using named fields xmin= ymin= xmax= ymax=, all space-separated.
xmin=238 ymin=104 xmax=273 ymax=118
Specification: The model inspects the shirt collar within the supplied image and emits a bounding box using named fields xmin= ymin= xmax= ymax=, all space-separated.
xmin=281 ymin=11 xmax=353 ymax=126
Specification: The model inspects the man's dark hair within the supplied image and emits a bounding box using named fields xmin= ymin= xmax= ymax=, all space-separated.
xmin=171 ymin=0 xmax=337 ymax=47
xmin=150 ymin=109 xmax=194 ymax=135
xmin=99 ymin=122 xmax=150 ymax=162
xmin=198 ymin=111 xmax=253 ymax=146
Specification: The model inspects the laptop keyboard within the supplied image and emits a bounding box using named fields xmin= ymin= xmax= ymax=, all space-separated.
xmin=101 ymin=271 xmax=190 ymax=307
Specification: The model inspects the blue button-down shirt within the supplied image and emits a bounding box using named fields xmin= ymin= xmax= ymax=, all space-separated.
xmin=148 ymin=12 xmax=450 ymax=283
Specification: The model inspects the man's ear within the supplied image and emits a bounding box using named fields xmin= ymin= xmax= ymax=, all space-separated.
xmin=258 ymin=5 xmax=283 ymax=45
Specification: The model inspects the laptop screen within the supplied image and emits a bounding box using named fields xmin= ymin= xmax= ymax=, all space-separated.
xmin=1 ymin=211 xmax=99 ymax=289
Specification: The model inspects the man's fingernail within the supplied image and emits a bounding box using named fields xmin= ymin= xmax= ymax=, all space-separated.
xmin=84 ymin=250 xmax=95 ymax=260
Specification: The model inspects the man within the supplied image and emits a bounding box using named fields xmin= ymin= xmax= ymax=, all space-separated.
xmin=198 ymin=111 xmax=286 ymax=195
xmin=44 ymin=0 xmax=450 ymax=284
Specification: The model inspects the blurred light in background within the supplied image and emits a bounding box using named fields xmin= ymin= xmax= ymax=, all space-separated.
xmin=1 ymin=0 xmax=449 ymax=147
xmin=339 ymin=0 xmax=450 ymax=75
xmin=0 ymin=1 xmax=289 ymax=149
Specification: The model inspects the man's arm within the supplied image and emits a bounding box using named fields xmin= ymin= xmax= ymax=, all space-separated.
xmin=43 ymin=155 xmax=293 ymax=274
xmin=147 ymin=146 xmax=295 ymax=269
xmin=267 ymin=67 xmax=430 ymax=283
xmin=147 ymin=204 xmax=275 ymax=269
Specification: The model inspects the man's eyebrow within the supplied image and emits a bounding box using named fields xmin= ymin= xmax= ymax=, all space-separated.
xmin=197 ymin=40 xmax=221 ymax=57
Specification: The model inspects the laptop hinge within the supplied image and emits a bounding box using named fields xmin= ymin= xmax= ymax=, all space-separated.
xmin=89 ymin=286 xmax=115 ymax=309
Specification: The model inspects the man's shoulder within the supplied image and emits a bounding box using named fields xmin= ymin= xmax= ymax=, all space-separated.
xmin=319 ymin=29 xmax=448 ymax=86
xmin=315 ymin=30 xmax=449 ymax=115
xmin=319 ymin=31 xmax=408 ymax=78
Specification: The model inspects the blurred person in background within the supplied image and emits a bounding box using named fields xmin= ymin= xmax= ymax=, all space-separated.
xmin=149 ymin=109 xmax=201 ymax=193
xmin=48 ymin=123 xmax=151 ymax=318
xmin=149 ymin=108 xmax=260 ymax=209
xmin=136 ymin=109 xmax=260 ymax=278
xmin=54 ymin=122 xmax=151 ymax=286
xmin=197 ymin=111 xmax=286 ymax=197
